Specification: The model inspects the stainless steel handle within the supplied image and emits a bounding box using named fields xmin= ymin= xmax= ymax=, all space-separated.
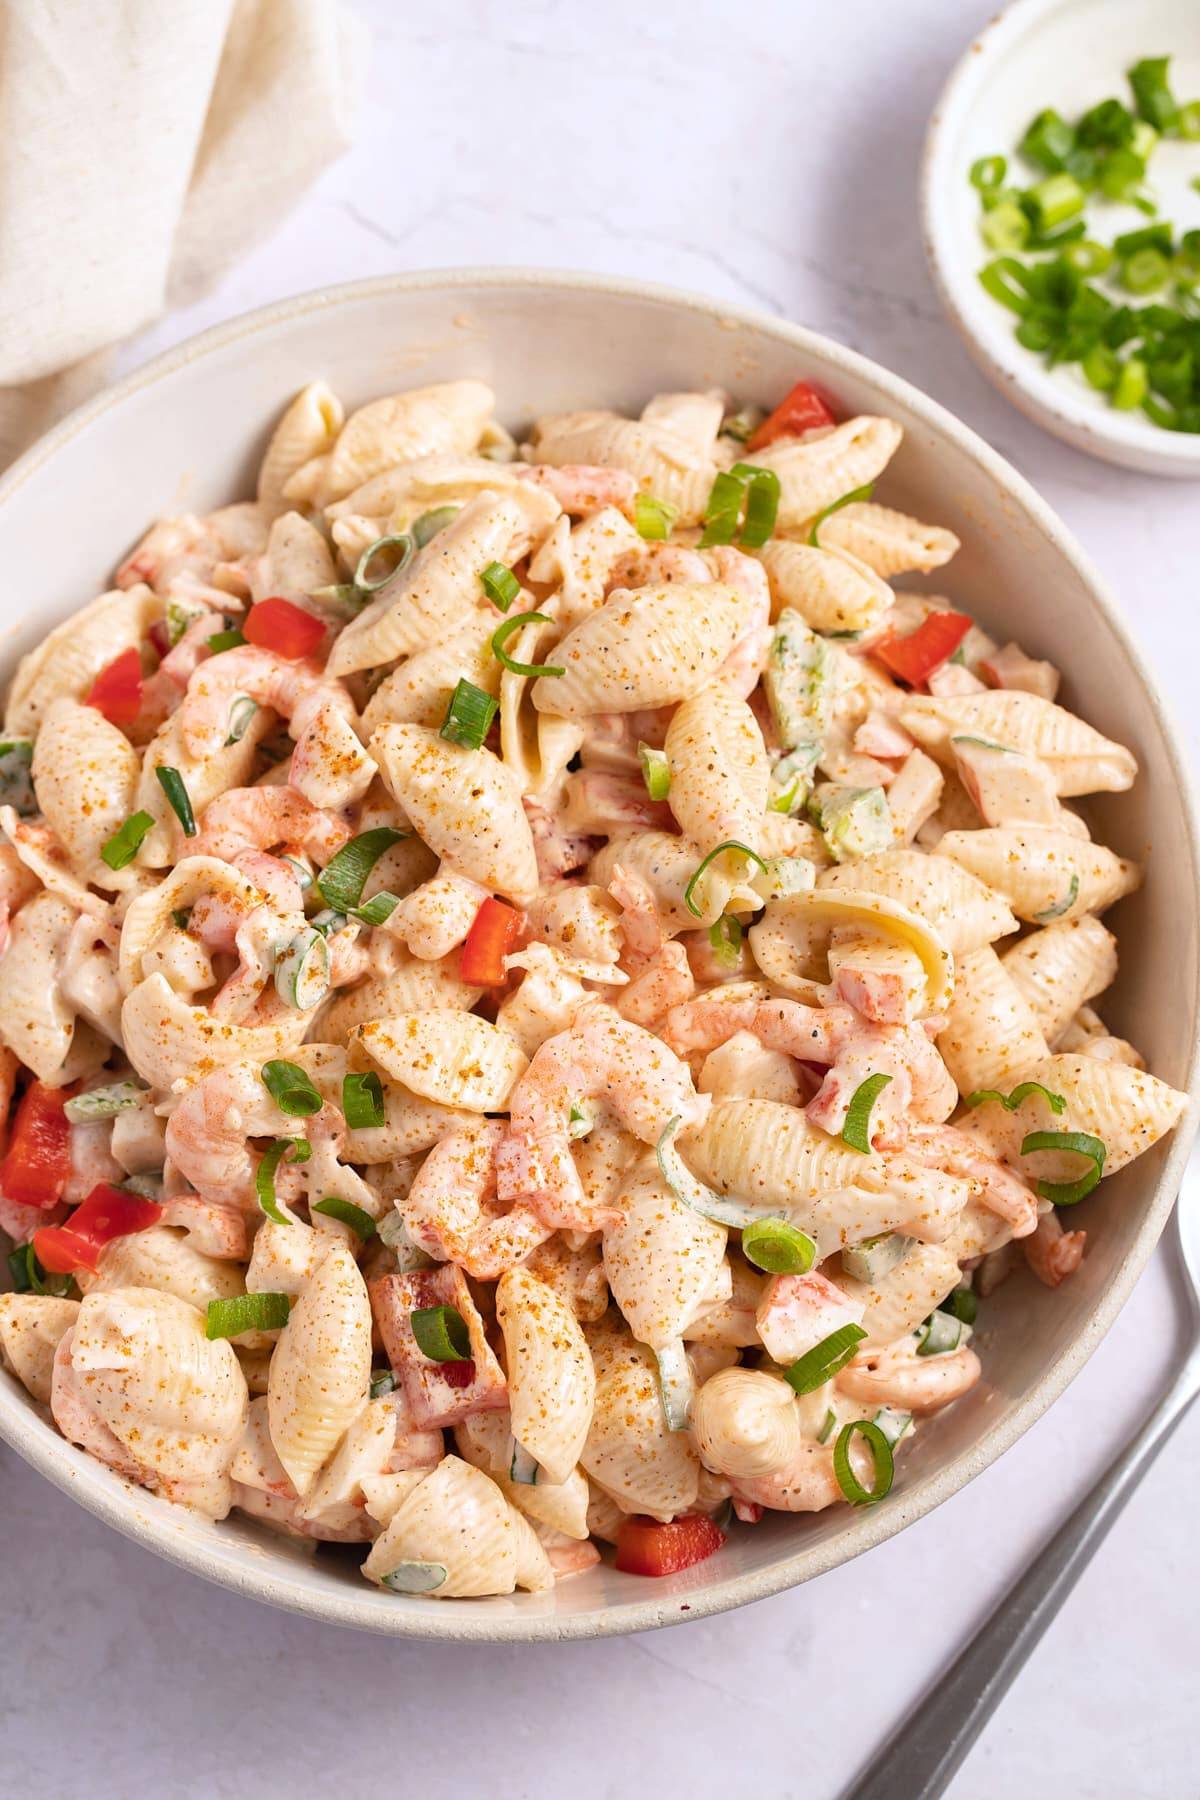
xmin=843 ymin=1344 xmax=1200 ymax=1800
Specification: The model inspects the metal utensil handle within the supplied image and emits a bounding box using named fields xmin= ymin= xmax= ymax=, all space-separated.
xmin=844 ymin=1346 xmax=1200 ymax=1800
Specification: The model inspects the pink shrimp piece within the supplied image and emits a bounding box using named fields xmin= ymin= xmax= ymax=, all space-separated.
xmin=730 ymin=1440 xmax=842 ymax=1514
xmin=516 ymin=463 xmax=638 ymax=514
xmin=607 ymin=862 xmax=666 ymax=959
xmin=756 ymin=1271 xmax=866 ymax=1366
xmin=662 ymin=988 xmax=769 ymax=1056
xmin=369 ymin=1265 xmax=508 ymax=1431
xmin=164 ymin=1062 xmax=306 ymax=1204
xmin=979 ymin=641 xmax=1060 ymax=702
xmin=907 ymin=1121 xmax=1039 ymax=1239
xmin=1023 ymin=1209 xmax=1086 ymax=1288
xmin=797 ymin=1012 xmax=958 ymax=1148
xmin=158 ymin=1193 xmax=251 ymax=1260
xmin=524 ymin=799 xmax=594 ymax=883
xmin=497 ymin=1010 xmax=710 ymax=1231
xmin=194 ymin=786 xmax=350 ymax=896
xmin=382 ymin=1387 xmax=444 ymax=1474
xmin=854 ymin=711 xmax=915 ymax=760
xmin=176 ymin=644 xmax=355 ymax=761
xmin=836 ymin=1338 xmax=982 ymax=1415
xmin=561 ymin=769 xmax=674 ymax=836
xmin=926 ymin=662 xmax=987 ymax=698
xmin=50 ymin=1331 xmax=147 ymax=1485
xmin=706 ymin=546 xmax=772 ymax=700
xmin=681 ymin=925 xmax=753 ymax=987
xmin=399 ymin=1120 xmax=553 ymax=1280
xmin=617 ymin=940 xmax=695 ymax=1027
xmin=605 ymin=544 xmax=712 ymax=593
xmin=139 ymin=612 xmax=228 ymax=727
xmin=116 ymin=516 xmax=219 ymax=592
xmin=540 ymin=1532 xmax=603 ymax=1579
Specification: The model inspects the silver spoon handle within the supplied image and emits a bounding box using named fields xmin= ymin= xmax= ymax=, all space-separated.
xmin=844 ymin=1346 xmax=1200 ymax=1800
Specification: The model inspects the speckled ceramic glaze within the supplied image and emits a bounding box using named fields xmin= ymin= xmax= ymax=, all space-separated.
xmin=923 ymin=0 xmax=1200 ymax=476
xmin=0 ymin=270 xmax=1196 ymax=1639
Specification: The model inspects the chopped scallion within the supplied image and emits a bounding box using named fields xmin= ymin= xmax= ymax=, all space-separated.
xmin=412 ymin=505 xmax=460 ymax=547
xmin=440 ymin=677 xmax=498 ymax=750
xmin=966 ymin=1080 xmax=1065 ymax=1115
xmin=63 ymin=1080 xmax=146 ymax=1124
xmin=807 ymin=481 xmax=875 ymax=547
xmin=638 ymin=742 xmax=671 ymax=801
xmin=101 ymin=810 xmax=154 ymax=870
xmin=410 ymin=1303 xmax=471 ymax=1362
xmin=683 ymin=839 xmax=769 ymax=918
xmin=491 ymin=611 xmax=564 ymax=678
xmin=740 ymin=1217 xmax=816 ymax=1276
xmin=260 ymin=1059 xmax=323 ymax=1117
xmin=355 ymin=534 xmax=415 ymax=593
xmin=1019 ymin=1129 xmax=1106 ymax=1205
xmin=342 ymin=1070 xmax=385 ymax=1130
xmin=274 ymin=929 xmax=331 ymax=1011
xmin=833 ymin=1418 xmax=894 ymax=1504
xmin=317 ymin=827 xmax=407 ymax=912
xmin=155 ymin=765 xmax=197 ymax=837
xmin=707 ymin=914 xmax=743 ymax=969
xmin=255 ymin=1138 xmax=311 ymax=1224
xmin=479 ymin=560 xmax=520 ymax=611
xmin=312 ymin=1196 xmax=376 ymax=1237
xmin=205 ymin=1292 xmax=290 ymax=1339
xmin=784 ymin=1324 xmax=868 ymax=1396
xmin=634 ymin=493 xmax=678 ymax=540
xmin=916 ymin=1309 xmax=962 ymax=1357
xmin=207 ymin=627 xmax=246 ymax=654
xmin=841 ymin=1073 xmax=893 ymax=1154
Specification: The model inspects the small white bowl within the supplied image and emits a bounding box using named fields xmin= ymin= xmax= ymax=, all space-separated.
xmin=0 ymin=271 xmax=1197 ymax=1639
xmin=923 ymin=0 xmax=1200 ymax=475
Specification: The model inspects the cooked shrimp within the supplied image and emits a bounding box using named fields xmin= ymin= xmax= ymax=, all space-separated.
xmin=907 ymin=1121 xmax=1040 ymax=1238
xmin=516 ymin=463 xmax=638 ymax=514
xmin=497 ymin=1010 xmax=710 ymax=1230
xmin=158 ymin=1193 xmax=251 ymax=1260
xmin=560 ymin=770 xmax=674 ymax=837
xmin=1023 ymin=1208 xmax=1086 ymax=1287
xmin=729 ymin=1439 xmax=842 ymax=1514
xmin=193 ymin=785 xmax=351 ymax=896
xmin=616 ymin=940 xmax=694 ymax=1027
xmin=706 ymin=546 xmax=772 ymax=700
xmin=607 ymin=862 xmax=667 ymax=959
xmin=605 ymin=544 xmax=712 ymax=593
xmin=176 ymin=645 xmax=355 ymax=760
xmin=164 ymin=1062 xmax=307 ymax=1203
xmin=836 ymin=1334 xmax=982 ymax=1414
xmin=399 ymin=1120 xmax=553 ymax=1279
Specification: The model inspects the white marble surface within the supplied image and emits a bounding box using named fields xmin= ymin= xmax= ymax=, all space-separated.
xmin=4 ymin=2 xmax=1198 ymax=1795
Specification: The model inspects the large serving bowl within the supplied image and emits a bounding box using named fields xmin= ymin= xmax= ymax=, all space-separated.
xmin=0 ymin=271 xmax=1196 ymax=1640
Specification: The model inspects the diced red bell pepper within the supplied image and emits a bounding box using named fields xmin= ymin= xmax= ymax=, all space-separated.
xmin=243 ymin=596 xmax=326 ymax=661
xmin=746 ymin=380 xmax=836 ymax=450
xmin=84 ymin=646 xmax=144 ymax=726
xmin=873 ymin=611 xmax=972 ymax=689
xmin=614 ymin=1513 xmax=726 ymax=1578
xmin=0 ymin=1081 xmax=73 ymax=1210
xmin=32 ymin=1183 xmax=162 ymax=1276
xmin=459 ymin=897 xmax=523 ymax=986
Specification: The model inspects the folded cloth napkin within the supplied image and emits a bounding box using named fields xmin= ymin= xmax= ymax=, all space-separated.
xmin=0 ymin=0 xmax=361 ymax=468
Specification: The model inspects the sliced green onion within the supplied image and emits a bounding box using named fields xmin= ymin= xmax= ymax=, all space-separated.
xmin=155 ymin=766 xmax=197 ymax=837
xmin=720 ymin=406 xmax=764 ymax=444
xmin=981 ymin=201 xmax=1031 ymax=253
xmin=5 ymin=1244 xmax=33 ymax=1292
xmin=491 ymin=611 xmax=564 ymax=678
xmin=917 ymin=1310 xmax=962 ymax=1357
xmin=411 ymin=1303 xmax=471 ymax=1362
xmin=1128 ymin=56 xmax=1179 ymax=133
xmin=1113 ymin=357 xmax=1149 ymax=412
xmin=567 ymin=1102 xmax=594 ymax=1139
xmin=656 ymin=1339 xmax=695 ymax=1431
xmin=412 ymin=505 xmax=460 ymax=547
xmin=943 ymin=1285 xmax=979 ymax=1326
xmin=1033 ymin=873 xmax=1080 ymax=921
xmin=740 ymin=1217 xmax=816 ymax=1276
xmin=352 ymin=891 xmax=399 ymax=928
xmin=1121 ymin=248 xmax=1171 ymax=294
xmin=317 ymin=826 xmax=407 ymax=912
xmin=807 ymin=481 xmax=875 ymax=547
xmin=1063 ymin=240 xmax=1114 ymax=276
xmin=255 ymin=1138 xmax=311 ymax=1224
xmin=638 ymin=742 xmax=671 ymax=801
xmin=380 ymin=1561 xmax=447 ymax=1594
xmin=784 ymin=1324 xmax=868 ymax=1396
xmin=978 ymin=257 xmax=1033 ymax=316
xmin=1082 ymin=343 xmax=1120 ymax=392
xmin=1020 ymin=1129 xmax=1106 ymax=1205
xmin=834 ymin=1418 xmax=894 ymax=1504
xmin=969 ymin=154 xmax=1007 ymax=190
xmin=509 ymin=1439 xmax=540 ymax=1484
xmin=634 ymin=493 xmax=678 ymax=540
xmin=817 ymin=1406 xmax=838 ymax=1445
xmin=63 ymin=1080 xmax=146 ymax=1124
xmin=729 ymin=462 xmax=781 ymax=548
xmin=369 ymin=1368 xmax=397 ymax=1399
xmin=165 ymin=594 xmax=210 ymax=645
xmin=355 ymin=534 xmax=415 ymax=593
xmin=260 ymin=1059 xmax=322 ymax=1117
xmin=683 ymin=839 xmax=769 ymax=918
xmin=707 ymin=914 xmax=743 ymax=969
xmin=342 ymin=1070 xmax=385 ymax=1130
xmin=966 ymin=1081 xmax=1065 ymax=1115
xmin=312 ymin=1196 xmax=376 ymax=1238
xmin=205 ymin=1292 xmax=290 ymax=1339
xmin=439 ymin=677 xmax=498 ymax=750
xmin=698 ymin=469 xmax=747 ymax=547
xmin=310 ymin=907 xmax=348 ymax=936
xmin=841 ymin=1232 xmax=910 ymax=1285
xmin=1024 ymin=172 xmax=1086 ymax=231
xmin=0 ymin=739 xmax=36 ymax=817
xmin=282 ymin=856 xmax=314 ymax=892
xmin=656 ymin=1115 xmax=767 ymax=1228
xmin=225 ymin=695 xmax=259 ymax=746
xmin=1019 ymin=108 xmax=1077 ymax=173
xmin=101 ymin=810 xmax=154 ymax=871
xmin=479 ymin=560 xmax=520 ymax=612
xmin=207 ymin=627 xmax=246 ymax=654
xmin=872 ymin=1406 xmax=912 ymax=1448
xmin=274 ymin=928 xmax=331 ymax=1011
xmin=7 ymin=1242 xmax=74 ymax=1298
xmin=311 ymin=583 xmax=365 ymax=613
xmin=841 ymin=1073 xmax=893 ymax=1154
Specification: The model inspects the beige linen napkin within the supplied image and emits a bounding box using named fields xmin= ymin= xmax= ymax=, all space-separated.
xmin=0 ymin=0 xmax=361 ymax=468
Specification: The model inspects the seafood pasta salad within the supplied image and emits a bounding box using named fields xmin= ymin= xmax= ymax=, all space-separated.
xmin=0 ymin=375 xmax=1187 ymax=1600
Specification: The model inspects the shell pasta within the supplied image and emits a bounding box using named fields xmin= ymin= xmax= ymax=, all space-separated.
xmin=0 ymin=372 xmax=1186 ymax=1597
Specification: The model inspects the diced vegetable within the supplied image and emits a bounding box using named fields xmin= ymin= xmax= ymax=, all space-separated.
xmin=841 ymin=1232 xmax=911 ymax=1284
xmin=492 ymin=611 xmax=564 ymax=678
xmin=63 ymin=1081 xmax=146 ymax=1124
xmin=33 ymin=1183 xmax=162 ymax=1275
xmin=916 ymin=1309 xmax=963 ymax=1356
xmin=459 ymin=897 xmax=522 ymax=985
xmin=613 ymin=1513 xmax=725 ymax=1577
xmin=841 ymin=1073 xmax=893 ymax=1154
xmin=243 ymin=597 xmax=325 ymax=660
xmin=0 ymin=1081 xmax=72 ymax=1209
xmin=480 ymin=561 xmax=520 ymax=611
xmin=260 ymin=1059 xmax=323 ymax=1117
xmin=813 ymin=785 xmax=892 ymax=863
xmin=440 ymin=678 xmax=498 ymax=750
xmin=833 ymin=1418 xmax=894 ymax=1503
xmin=746 ymin=380 xmax=836 ymax=450
xmin=206 ymin=1292 xmax=290 ymax=1339
xmin=85 ymin=647 xmax=143 ymax=726
xmin=764 ymin=611 xmax=835 ymax=752
xmin=873 ymin=611 xmax=972 ymax=687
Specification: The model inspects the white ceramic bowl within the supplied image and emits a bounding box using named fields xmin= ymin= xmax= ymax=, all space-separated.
xmin=923 ymin=0 xmax=1200 ymax=476
xmin=1 ymin=271 xmax=1197 ymax=1640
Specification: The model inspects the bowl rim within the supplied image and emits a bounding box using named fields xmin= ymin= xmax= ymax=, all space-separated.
xmin=1 ymin=265 xmax=1198 ymax=1642
xmin=920 ymin=0 xmax=1200 ymax=477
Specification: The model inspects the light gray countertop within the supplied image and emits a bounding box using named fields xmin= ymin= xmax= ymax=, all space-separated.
xmin=4 ymin=3 xmax=1196 ymax=1795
